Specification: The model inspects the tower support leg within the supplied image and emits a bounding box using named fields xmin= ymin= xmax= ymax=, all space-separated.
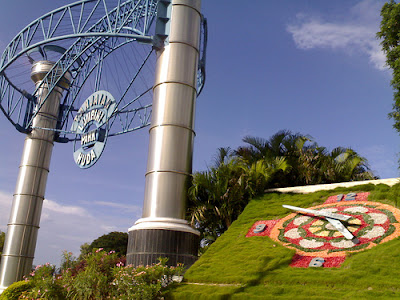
xmin=127 ymin=0 xmax=202 ymax=267
xmin=0 ymin=61 xmax=70 ymax=293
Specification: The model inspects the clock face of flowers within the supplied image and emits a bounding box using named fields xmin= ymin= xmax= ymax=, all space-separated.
xmin=247 ymin=193 xmax=400 ymax=267
xmin=271 ymin=201 xmax=399 ymax=255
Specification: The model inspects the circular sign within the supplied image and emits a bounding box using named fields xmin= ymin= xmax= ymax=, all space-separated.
xmin=71 ymin=90 xmax=116 ymax=168
xmin=269 ymin=201 xmax=400 ymax=258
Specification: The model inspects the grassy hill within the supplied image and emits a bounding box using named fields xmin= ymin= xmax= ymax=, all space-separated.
xmin=167 ymin=182 xmax=400 ymax=299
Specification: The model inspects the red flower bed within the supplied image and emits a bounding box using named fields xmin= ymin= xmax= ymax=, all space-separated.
xmin=246 ymin=220 xmax=279 ymax=237
xmin=290 ymin=254 xmax=345 ymax=268
xmin=324 ymin=192 xmax=369 ymax=204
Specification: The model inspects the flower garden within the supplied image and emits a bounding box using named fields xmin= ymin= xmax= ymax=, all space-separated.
xmin=0 ymin=249 xmax=184 ymax=300
xmin=247 ymin=192 xmax=400 ymax=268
xmin=167 ymin=183 xmax=400 ymax=299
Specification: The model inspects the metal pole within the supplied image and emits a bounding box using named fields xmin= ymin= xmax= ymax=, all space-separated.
xmin=0 ymin=61 xmax=70 ymax=293
xmin=127 ymin=0 xmax=201 ymax=267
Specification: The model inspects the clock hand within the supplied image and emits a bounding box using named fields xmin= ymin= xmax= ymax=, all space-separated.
xmin=282 ymin=205 xmax=351 ymax=221
xmin=325 ymin=217 xmax=355 ymax=240
xmin=283 ymin=205 xmax=359 ymax=242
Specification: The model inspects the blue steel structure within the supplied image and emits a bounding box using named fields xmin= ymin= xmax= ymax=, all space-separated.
xmin=0 ymin=0 xmax=206 ymax=292
xmin=0 ymin=0 xmax=206 ymax=142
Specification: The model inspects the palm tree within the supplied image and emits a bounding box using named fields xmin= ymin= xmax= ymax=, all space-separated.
xmin=187 ymin=131 xmax=375 ymax=251
xmin=187 ymin=147 xmax=287 ymax=248
xmin=187 ymin=151 xmax=246 ymax=246
xmin=238 ymin=131 xmax=374 ymax=187
xmin=323 ymin=147 xmax=374 ymax=183
xmin=292 ymin=144 xmax=374 ymax=185
xmin=236 ymin=130 xmax=311 ymax=187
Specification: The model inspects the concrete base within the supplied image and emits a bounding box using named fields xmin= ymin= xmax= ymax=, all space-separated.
xmin=127 ymin=228 xmax=199 ymax=268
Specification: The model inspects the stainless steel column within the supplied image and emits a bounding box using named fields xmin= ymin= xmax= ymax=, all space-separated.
xmin=0 ymin=61 xmax=70 ymax=293
xmin=127 ymin=0 xmax=201 ymax=267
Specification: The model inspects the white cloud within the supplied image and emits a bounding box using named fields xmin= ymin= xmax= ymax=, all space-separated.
xmin=92 ymin=200 xmax=141 ymax=212
xmin=43 ymin=199 xmax=88 ymax=217
xmin=287 ymin=0 xmax=387 ymax=71
xmin=100 ymin=224 xmax=118 ymax=232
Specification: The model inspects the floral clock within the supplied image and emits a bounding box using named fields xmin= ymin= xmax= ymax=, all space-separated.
xmin=247 ymin=193 xmax=400 ymax=268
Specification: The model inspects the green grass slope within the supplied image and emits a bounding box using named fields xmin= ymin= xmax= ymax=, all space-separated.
xmin=167 ymin=183 xmax=400 ymax=299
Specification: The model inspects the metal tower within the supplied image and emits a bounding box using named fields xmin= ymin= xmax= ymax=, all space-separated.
xmin=0 ymin=0 xmax=206 ymax=292
xmin=127 ymin=0 xmax=202 ymax=267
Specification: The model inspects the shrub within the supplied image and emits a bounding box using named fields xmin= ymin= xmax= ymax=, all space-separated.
xmin=0 ymin=280 xmax=32 ymax=300
xmin=111 ymin=257 xmax=185 ymax=300
xmin=60 ymin=250 xmax=77 ymax=272
xmin=3 ymin=250 xmax=184 ymax=300
xmin=19 ymin=263 xmax=64 ymax=300
xmin=60 ymin=248 xmax=122 ymax=299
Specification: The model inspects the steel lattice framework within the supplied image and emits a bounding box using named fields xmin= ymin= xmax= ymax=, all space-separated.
xmin=0 ymin=0 xmax=206 ymax=142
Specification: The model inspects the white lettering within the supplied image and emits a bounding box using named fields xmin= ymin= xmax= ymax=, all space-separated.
xmin=78 ymin=109 xmax=106 ymax=130
xmin=81 ymin=130 xmax=97 ymax=146
xmin=76 ymin=153 xmax=83 ymax=165
xmin=100 ymin=94 xmax=106 ymax=106
xmin=81 ymin=134 xmax=87 ymax=145
xmin=90 ymin=149 xmax=96 ymax=161
xmin=95 ymin=110 xmax=104 ymax=123
xmin=92 ymin=94 xmax=98 ymax=106
xmin=104 ymin=99 xmax=111 ymax=110
xmin=76 ymin=149 xmax=98 ymax=166
xmin=72 ymin=92 xmax=116 ymax=168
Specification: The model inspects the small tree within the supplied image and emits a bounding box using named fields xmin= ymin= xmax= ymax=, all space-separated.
xmin=87 ymin=231 xmax=128 ymax=257
xmin=377 ymin=0 xmax=400 ymax=132
xmin=78 ymin=242 xmax=90 ymax=260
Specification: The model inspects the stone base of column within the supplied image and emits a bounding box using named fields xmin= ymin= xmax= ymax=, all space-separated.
xmin=127 ymin=218 xmax=200 ymax=268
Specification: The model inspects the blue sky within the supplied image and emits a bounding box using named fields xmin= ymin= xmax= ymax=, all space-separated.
xmin=0 ymin=0 xmax=399 ymax=266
